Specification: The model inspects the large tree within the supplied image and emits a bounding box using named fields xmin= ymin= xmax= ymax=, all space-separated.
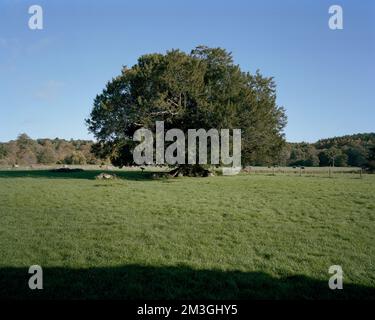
xmin=86 ymin=46 xmax=287 ymax=173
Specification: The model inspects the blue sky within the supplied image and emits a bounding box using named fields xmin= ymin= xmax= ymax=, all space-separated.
xmin=0 ymin=0 xmax=374 ymax=142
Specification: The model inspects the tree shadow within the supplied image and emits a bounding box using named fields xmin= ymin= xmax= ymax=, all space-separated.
xmin=0 ymin=265 xmax=374 ymax=300
xmin=0 ymin=170 xmax=155 ymax=181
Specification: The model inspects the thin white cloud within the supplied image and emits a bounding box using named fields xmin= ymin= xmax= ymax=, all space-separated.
xmin=34 ymin=80 xmax=64 ymax=102
xmin=0 ymin=37 xmax=53 ymax=68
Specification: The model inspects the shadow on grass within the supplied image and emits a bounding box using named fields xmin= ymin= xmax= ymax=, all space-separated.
xmin=0 ymin=265 xmax=374 ymax=300
xmin=0 ymin=170 xmax=155 ymax=181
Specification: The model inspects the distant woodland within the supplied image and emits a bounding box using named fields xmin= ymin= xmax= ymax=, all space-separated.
xmin=0 ymin=133 xmax=374 ymax=171
xmin=284 ymin=133 xmax=375 ymax=169
xmin=0 ymin=134 xmax=101 ymax=166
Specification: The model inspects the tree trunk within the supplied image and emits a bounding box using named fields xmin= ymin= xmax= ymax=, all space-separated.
xmin=169 ymin=164 xmax=212 ymax=177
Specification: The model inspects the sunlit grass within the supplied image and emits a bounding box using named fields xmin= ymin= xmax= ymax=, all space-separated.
xmin=0 ymin=170 xmax=374 ymax=299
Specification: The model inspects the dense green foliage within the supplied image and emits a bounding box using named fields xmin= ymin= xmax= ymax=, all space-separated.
xmin=367 ymin=146 xmax=375 ymax=172
xmin=86 ymin=46 xmax=287 ymax=167
xmin=0 ymin=170 xmax=374 ymax=299
xmin=1 ymin=132 xmax=374 ymax=170
xmin=284 ymin=133 xmax=375 ymax=169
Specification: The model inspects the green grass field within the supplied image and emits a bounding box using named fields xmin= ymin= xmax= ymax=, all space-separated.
xmin=0 ymin=169 xmax=374 ymax=299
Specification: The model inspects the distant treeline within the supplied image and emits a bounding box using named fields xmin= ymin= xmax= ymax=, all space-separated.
xmin=283 ymin=133 xmax=375 ymax=169
xmin=0 ymin=133 xmax=374 ymax=170
xmin=0 ymin=134 xmax=102 ymax=166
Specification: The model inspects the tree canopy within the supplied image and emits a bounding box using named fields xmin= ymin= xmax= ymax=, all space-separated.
xmin=0 ymin=134 xmax=99 ymax=166
xmin=284 ymin=133 xmax=375 ymax=168
xmin=0 ymin=132 xmax=374 ymax=170
xmin=86 ymin=46 xmax=287 ymax=168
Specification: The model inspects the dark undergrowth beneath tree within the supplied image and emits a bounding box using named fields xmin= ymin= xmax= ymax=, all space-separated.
xmin=169 ymin=165 xmax=213 ymax=177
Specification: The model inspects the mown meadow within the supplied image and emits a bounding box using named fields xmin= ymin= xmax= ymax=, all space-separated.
xmin=0 ymin=169 xmax=374 ymax=299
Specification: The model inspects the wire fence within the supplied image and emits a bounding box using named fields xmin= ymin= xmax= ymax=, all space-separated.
xmin=242 ymin=166 xmax=364 ymax=178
